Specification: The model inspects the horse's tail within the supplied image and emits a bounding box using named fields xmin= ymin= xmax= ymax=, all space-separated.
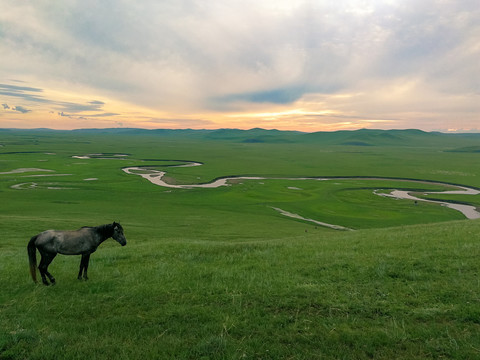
xmin=27 ymin=235 xmax=38 ymax=283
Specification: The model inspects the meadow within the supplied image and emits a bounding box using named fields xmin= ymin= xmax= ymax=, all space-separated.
xmin=1 ymin=128 xmax=480 ymax=359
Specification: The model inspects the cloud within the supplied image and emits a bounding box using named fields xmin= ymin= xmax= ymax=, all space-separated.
xmin=86 ymin=112 xmax=119 ymax=117
xmin=0 ymin=83 xmax=42 ymax=93
xmin=212 ymin=86 xmax=310 ymax=111
xmin=59 ymin=111 xmax=119 ymax=118
xmin=57 ymin=101 xmax=106 ymax=113
xmin=1 ymin=82 xmax=114 ymax=115
xmin=0 ymin=0 xmax=479 ymax=131
xmin=0 ymin=83 xmax=47 ymax=103
xmin=13 ymin=105 xmax=31 ymax=113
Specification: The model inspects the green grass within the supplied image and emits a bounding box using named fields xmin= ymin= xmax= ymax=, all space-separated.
xmin=2 ymin=220 xmax=480 ymax=359
xmin=1 ymin=129 xmax=480 ymax=359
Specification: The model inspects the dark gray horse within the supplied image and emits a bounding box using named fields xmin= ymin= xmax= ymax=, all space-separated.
xmin=27 ymin=222 xmax=127 ymax=285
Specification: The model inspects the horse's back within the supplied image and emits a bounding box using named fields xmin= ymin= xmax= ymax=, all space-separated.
xmin=34 ymin=228 xmax=96 ymax=255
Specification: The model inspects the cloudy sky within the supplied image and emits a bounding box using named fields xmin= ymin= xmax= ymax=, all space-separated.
xmin=1 ymin=0 xmax=479 ymax=132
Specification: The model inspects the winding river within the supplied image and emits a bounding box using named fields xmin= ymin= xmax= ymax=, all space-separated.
xmin=7 ymin=156 xmax=478 ymax=230
xmin=122 ymin=162 xmax=480 ymax=223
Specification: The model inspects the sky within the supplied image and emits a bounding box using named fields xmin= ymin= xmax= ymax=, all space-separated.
xmin=0 ymin=0 xmax=479 ymax=132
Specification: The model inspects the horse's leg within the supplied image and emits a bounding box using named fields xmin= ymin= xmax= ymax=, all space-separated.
xmin=38 ymin=254 xmax=49 ymax=285
xmin=44 ymin=253 xmax=57 ymax=285
xmin=82 ymin=254 xmax=91 ymax=280
xmin=78 ymin=254 xmax=90 ymax=280
xmin=39 ymin=252 xmax=57 ymax=285
xmin=78 ymin=254 xmax=86 ymax=279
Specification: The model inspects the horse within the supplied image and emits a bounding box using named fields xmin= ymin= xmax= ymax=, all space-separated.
xmin=27 ymin=222 xmax=127 ymax=285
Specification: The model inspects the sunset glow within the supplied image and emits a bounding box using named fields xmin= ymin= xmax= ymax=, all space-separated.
xmin=1 ymin=1 xmax=478 ymax=132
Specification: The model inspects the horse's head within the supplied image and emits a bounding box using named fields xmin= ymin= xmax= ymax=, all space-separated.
xmin=112 ymin=222 xmax=127 ymax=246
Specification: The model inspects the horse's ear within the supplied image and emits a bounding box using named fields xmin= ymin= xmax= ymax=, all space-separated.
xmin=113 ymin=221 xmax=118 ymax=228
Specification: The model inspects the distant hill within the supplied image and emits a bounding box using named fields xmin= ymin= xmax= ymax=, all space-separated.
xmin=205 ymin=128 xmax=302 ymax=143
xmin=70 ymin=128 xmax=211 ymax=137
xmin=1 ymin=127 xmax=480 ymax=148
xmin=301 ymin=129 xmax=444 ymax=146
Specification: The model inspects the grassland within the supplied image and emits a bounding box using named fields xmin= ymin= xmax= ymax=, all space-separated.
xmin=1 ymin=129 xmax=480 ymax=359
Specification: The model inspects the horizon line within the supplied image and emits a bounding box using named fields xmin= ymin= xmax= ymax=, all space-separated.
xmin=1 ymin=127 xmax=479 ymax=134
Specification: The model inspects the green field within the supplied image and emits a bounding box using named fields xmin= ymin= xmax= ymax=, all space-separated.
xmin=1 ymin=128 xmax=480 ymax=359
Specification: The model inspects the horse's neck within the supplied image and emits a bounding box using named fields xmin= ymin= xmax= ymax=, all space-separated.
xmin=94 ymin=224 xmax=114 ymax=242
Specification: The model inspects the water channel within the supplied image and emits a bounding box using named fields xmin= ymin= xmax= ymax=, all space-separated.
xmin=122 ymin=163 xmax=480 ymax=223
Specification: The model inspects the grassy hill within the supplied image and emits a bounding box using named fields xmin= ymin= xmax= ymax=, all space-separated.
xmin=301 ymin=129 xmax=466 ymax=147
xmin=5 ymin=127 xmax=480 ymax=148
xmin=1 ymin=129 xmax=480 ymax=359
xmin=2 ymin=217 xmax=480 ymax=359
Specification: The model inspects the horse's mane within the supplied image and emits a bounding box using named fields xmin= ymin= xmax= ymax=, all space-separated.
xmin=95 ymin=223 xmax=115 ymax=238
xmin=78 ymin=223 xmax=117 ymax=238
